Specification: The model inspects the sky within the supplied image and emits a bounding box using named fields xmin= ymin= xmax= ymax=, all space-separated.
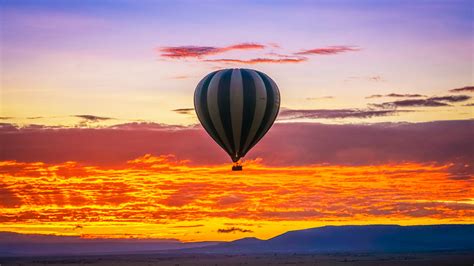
xmin=0 ymin=0 xmax=473 ymax=242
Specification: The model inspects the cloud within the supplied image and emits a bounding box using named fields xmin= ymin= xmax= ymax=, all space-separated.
xmin=172 ymin=108 xmax=195 ymax=115
xmin=159 ymin=43 xmax=359 ymax=65
xmin=169 ymin=75 xmax=191 ymax=80
xmin=366 ymin=93 xmax=426 ymax=99
xmin=204 ymin=57 xmax=307 ymax=64
xmin=0 ymin=117 xmax=14 ymax=120
xmin=365 ymin=95 xmax=383 ymax=99
xmin=464 ymin=103 xmax=474 ymax=106
xmin=368 ymin=76 xmax=383 ymax=82
xmin=159 ymin=43 xmax=265 ymax=58
xmin=74 ymin=115 xmax=113 ymax=122
xmin=428 ymin=95 xmax=471 ymax=103
xmin=371 ymin=99 xmax=449 ymax=108
xmin=160 ymin=46 xmax=218 ymax=58
xmin=265 ymin=52 xmax=296 ymax=58
xmin=217 ymin=194 xmax=246 ymax=205
xmin=345 ymin=75 xmax=384 ymax=82
xmin=172 ymin=224 xmax=204 ymax=228
xmin=446 ymin=163 xmax=474 ymax=181
xmin=108 ymin=122 xmax=191 ymax=131
xmin=73 ymin=115 xmax=114 ymax=127
xmin=305 ymin=96 xmax=334 ymax=101
xmin=267 ymin=43 xmax=281 ymax=49
xmin=278 ymin=108 xmax=401 ymax=120
xmin=295 ymin=45 xmax=360 ymax=55
xmin=218 ymin=227 xmax=253 ymax=233
xmin=73 ymin=225 xmax=83 ymax=230
xmin=371 ymin=95 xmax=471 ymax=109
xmin=227 ymin=43 xmax=266 ymax=50
xmin=0 ymin=185 xmax=23 ymax=208
xmin=449 ymin=86 xmax=474 ymax=93
xmin=0 ymin=156 xmax=472 ymax=241
xmin=1 ymin=120 xmax=472 ymax=167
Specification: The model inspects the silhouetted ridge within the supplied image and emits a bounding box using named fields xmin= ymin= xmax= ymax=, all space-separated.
xmin=191 ymin=225 xmax=474 ymax=253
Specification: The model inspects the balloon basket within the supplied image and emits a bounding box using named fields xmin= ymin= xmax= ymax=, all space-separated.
xmin=232 ymin=161 xmax=243 ymax=171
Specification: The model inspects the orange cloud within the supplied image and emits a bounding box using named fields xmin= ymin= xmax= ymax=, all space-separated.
xmin=0 ymin=155 xmax=472 ymax=241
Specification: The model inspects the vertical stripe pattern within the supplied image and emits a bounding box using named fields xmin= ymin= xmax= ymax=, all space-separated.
xmin=194 ymin=68 xmax=280 ymax=162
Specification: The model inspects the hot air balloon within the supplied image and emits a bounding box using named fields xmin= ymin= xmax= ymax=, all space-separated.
xmin=194 ymin=68 xmax=280 ymax=171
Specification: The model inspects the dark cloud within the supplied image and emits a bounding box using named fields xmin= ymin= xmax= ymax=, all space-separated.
xmin=449 ymin=86 xmax=474 ymax=93
xmin=367 ymin=94 xmax=384 ymax=98
xmin=371 ymin=99 xmax=449 ymax=109
xmin=74 ymin=115 xmax=113 ymax=122
xmin=159 ymin=43 xmax=265 ymax=58
xmin=0 ymin=117 xmax=14 ymax=120
xmin=172 ymin=108 xmax=195 ymax=115
xmin=108 ymin=122 xmax=191 ymax=131
xmin=428 ymin=95 xmax=471 ymax=103
xmin=217 ymin=227 xmax=253 ymax=233
xmin=278 ymin=108 xmax=402 ymax=120
xmin=366 ymin=93 xmax=426 ymax=99
xmin=295 ymin=46 xmax=360 ymax=55
xmin=464 ymin=103 xmax=474 ymax=106
xmin=370 ymin=95 xmax=470 ymax=109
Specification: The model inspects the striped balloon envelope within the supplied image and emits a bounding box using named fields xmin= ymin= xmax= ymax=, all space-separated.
xmin=194 ymin=68 xmax=280 ymax=170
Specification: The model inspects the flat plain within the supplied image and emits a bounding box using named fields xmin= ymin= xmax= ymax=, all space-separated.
xmin=1 ymin=251 xmax=473 ymax=266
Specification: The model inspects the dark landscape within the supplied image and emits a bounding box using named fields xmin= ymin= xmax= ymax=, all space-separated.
xmin=1 ymin=225 xmax=473 ymax=265
xmin=2 ymin=251 xmax=474 ymax=266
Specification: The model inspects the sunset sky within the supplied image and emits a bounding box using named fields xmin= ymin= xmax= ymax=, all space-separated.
xmin=0 ymin=0 xmax=473 ymax=242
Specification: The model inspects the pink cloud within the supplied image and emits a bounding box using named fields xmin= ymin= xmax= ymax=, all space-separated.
xmin=204 ymin=57 xmax=307 ymax=64
xmin=295 ymin=45 xmax=360 ymax=55
xmin=159 ymin=43 xmax=360 ymax=64
xmin=159 ymin=43 xmax=265 ymax=58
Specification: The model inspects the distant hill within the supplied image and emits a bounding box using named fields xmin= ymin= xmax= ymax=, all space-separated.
xmin=1 ymin=225 xmax=473 ymax=256
xmin=190 ymin=225 xmax=474 ymax=253
xmin=0 ymin=232 xmax=220 ymax=256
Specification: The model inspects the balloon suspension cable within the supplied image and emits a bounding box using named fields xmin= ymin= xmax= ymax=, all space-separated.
xmin=232 ymin=159 xmax=243 ymax=171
